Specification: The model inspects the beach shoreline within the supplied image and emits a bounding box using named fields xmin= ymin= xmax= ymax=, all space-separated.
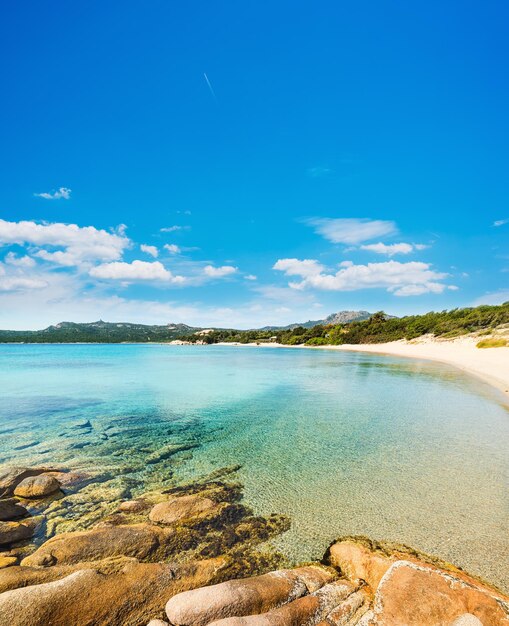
xmin=217 ymin=337 xmax=509 ymax=405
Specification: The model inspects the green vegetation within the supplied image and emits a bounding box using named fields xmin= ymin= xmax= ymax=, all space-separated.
xmin=476 ymin=338 xmax=508 ymax=349
xmin=181 ymin=302 xmax=509 ymax=347
xmin=0 ymin=320 xmax=200 ymax=343
xmin=1 ymin=303 xmax=508 ymax=345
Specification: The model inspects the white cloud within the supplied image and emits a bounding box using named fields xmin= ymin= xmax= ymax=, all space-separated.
xmin=0 ymin=262 xmax=47 ymax=292
xmin=140 ymin=244 xmax=158 ymax=258
xmin=274 ymin=258 xmax=455 ymax=296
xmin=0 ymin=219 xmax=129 ymax=267
xmin=4 ymin=252 xmax=36 ymax=267
xmin=306 ymin=218 xmax=397 ymax=244
xmin=203 ymin=265 xmax=237 ymax=278
xmin=244 ymin=274 xmax=257 ymax=281
xmin=160 ymin=225 xmax=188 ymax=233
xmin=89 ymin=260 xmax=185 ymax=283
xmin=273 ymin=258 xmax=325 ymax=277
xmin=0 ymin=276 xmax=47 ymax=291
xmin=359 ymin=242 xmax=427 ymax=256
xmin=34 ymin=187 xmax=72 ymax=200
xmin=164 ymin=244 xmax=181 ymax=254
xmin=493 ymin=219 xmax=509 ymax=227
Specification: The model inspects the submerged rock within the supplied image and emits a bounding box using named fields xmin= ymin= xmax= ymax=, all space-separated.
xmin=0 ymin=499 xmax=28 ymax=521
xmin=119 ymin=499 xmax=149 ymax=513
xmin=14 ymin=475 xmax=60 ymax=499
xmin=146 ymin=443 xmax=199 ymax=465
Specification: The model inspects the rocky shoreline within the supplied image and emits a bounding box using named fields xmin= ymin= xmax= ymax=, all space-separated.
xmin=0 ymin=465 xmax=508 ymax=625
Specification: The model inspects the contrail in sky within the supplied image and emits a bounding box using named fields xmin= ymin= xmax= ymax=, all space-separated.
xmin=203 ymin=73 xmax=217 ymax=102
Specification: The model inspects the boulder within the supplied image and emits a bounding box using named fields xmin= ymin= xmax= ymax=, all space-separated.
xmin=14 ymin=475 xmax=60 ymax=499
xmin=0 ymin=557 xmax=227 ymax=626
xmin=207 ymin=580 xmax=357 ymax=625
xmin=165 ymin=565 xmax=337 ymax=626
xmin=371 ymin=560 xmax=509 ymax=625
xmin=0 ymin=467 xmax=54 ymax=497
xmin=324 ymin=589 xmax=370 ymax=624
xmin=0 ymin=520 xmax=38 ymax=546
xmin=119 ymin=500 xmax=148 ymax=513
xmin=146 ymin=621 xmax=170 ymax=626
xmin=0 ymin=556 xmax=17 ymax=568
xmin=0 ymin=499 xmax=28 ymax=521
xmin=327 ymin=539 xmax=394 ymax=592
xmin=149 ymin=494 xmax=219 ymax=525
xmin=20 ymin=523 xmax=177 ymax=567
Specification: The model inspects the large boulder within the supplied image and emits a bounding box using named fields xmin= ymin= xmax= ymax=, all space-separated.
xmin=207 ymin=580 xmax=358 ymax=625
xmin=0 ymin=467 xmax=55 ymax=497
xmin=371 ymin=560 xmax=509 ymax=625
xmin=14 ymin=475 xmax=60 ymax=499
xmin=0 ymin=499 xmax=28 ymax=521
xmin=149 ymin=494 xmax=219 ymax=525
xmin=0 ymin=557 xmax=227 ymax=626
xmin=20 ymin=523 xmax=178 ymax=567
xmin=165 ymin=565 xmax=337 ymax=626
xmin=0 ymin=519 xmax=38 ymax=546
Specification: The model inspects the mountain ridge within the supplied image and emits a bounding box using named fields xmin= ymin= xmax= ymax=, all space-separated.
xmin=0 ymin=311 xmax=379 ymax=342
xmin=259 ymin=310 xmax=373 ymax=331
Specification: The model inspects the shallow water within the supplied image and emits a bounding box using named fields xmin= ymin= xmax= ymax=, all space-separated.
xmin=0 ymin=344 xmax=508 ymax=588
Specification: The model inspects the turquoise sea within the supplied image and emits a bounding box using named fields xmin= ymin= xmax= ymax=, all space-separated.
xmin=0 ymin=344 xmax=508 ymax=589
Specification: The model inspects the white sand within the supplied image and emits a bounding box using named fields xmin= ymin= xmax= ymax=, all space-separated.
xmin=219 ymin=337 xmax=509 ymax=404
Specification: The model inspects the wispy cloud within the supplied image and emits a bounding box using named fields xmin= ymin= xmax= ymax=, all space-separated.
xmin=274 ymin=258 xmax=455 ymax=296
xmin=164 ymin=244 xmax=181 ymax=254
xmin=160 ymin=225 xmax=188 ymax=233
xmin=204 ymin=264 xmax=237 ymax=278
xmin=0 ymin=262 xmax=47 ymax=292
xmin=307 ymin=166 xmax=331 ymax=178
xmin=359 ymin=242 xmax=428 ymax=256
xmin=203 ymin=72 xmax=217 ymax=102
xmin=140 ymin=244 xmax=158 ymax=258
xmin=493 ymin=218 xmax=509 ymax=227
xmin=244 ymin=274 xmax=257 ymax=281
xmin=305 ymin=217 xmax=397 ymax=244
xmin=34 ymin=187 xmax=72 ymax=200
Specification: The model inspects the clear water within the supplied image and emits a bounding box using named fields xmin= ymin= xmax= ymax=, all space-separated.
xmin=0 ymin=344 xmax=508 ymax=589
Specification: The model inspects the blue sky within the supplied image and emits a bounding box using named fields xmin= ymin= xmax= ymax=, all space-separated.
xmin=0 ymin=1 xmax=508 ymax=329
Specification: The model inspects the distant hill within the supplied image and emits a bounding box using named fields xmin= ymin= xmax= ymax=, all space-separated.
xmin=0 ymin=320 xmax=201 ymax=343
xmin=259 ymin=310 xmax=374 ymax=331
